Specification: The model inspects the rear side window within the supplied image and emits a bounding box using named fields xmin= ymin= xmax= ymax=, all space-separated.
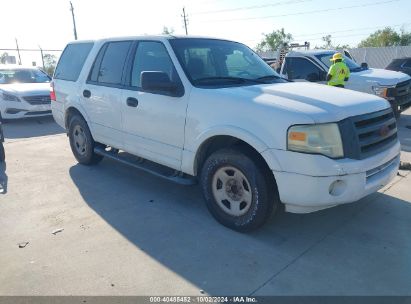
xmin=89 ymin=41 xmax=132 ymax=85
xmin=54 ymin=43 xmax=93 ymax=81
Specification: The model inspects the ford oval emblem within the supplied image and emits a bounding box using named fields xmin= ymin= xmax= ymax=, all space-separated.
xmin=380 ymin=125 xmax=390 ymax=137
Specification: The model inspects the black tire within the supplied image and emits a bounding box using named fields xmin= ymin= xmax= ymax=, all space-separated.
xmin=68 ymin=115 xmax=103 ymax=165
xmin=391 ymin=100 xmax=400 ymax=119
xmin=200 ymin=149 xmax=279 ymax=232
xmin=0 ymin=142 xmax=4 ymax=162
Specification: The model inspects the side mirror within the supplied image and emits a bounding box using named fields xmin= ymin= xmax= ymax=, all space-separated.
xmin=306 ymin=73 xmax=319 ymax=82
xmin=361 ymin=62 xmax=368 ymax=69
xmin=141 ymin=71 xmax=181 ymax=96
xmin=319 ymin=71 xmax=327 ymax=81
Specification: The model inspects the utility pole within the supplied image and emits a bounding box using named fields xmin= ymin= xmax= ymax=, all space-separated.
xmin=70 ymin=1 xmax=78 ymax=40
xmin=182 ymin=7 xmax=188 ymax=35
xmin=15 ymin=38 xmax=22 ymax=65
xmin=39 ymin=46 xmax=45 ymax=69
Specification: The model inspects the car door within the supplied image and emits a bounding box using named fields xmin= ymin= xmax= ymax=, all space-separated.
xmin=81 ymin=41 xmax=133 ymax=149
xmin=121 ymin=40 xmax=188 ymax=171
xmin=283 ymin=57 xmax=327 ymax=84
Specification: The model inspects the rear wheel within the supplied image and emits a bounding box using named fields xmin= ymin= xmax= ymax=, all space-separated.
xmin=68 ymin=115 xmax=103 ymax=165
xmin=200 ymin=149 xmax=279 ymax=232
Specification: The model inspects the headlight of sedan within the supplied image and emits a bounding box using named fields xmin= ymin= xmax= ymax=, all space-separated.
xmin=287 ymin=123 xmax=344 ymax=158
xmin=372 ymin=85 xmax=394 ymax=99
xmin=2 ymin=92 xmax=20 ymax=102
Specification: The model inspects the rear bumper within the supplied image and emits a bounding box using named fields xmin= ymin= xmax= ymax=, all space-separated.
xmin=268 ymin=142 xmax=401 ymax=213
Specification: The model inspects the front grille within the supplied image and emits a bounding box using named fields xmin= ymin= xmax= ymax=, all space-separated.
xmin=393 ymin=79 xmax=411 ymax=109
xmin=339 ymin=108 xmax=398 ymax=160
xmin=24 ymin=110 xmax=52 ymax=116
xmin=23 ymin=95 xmax=51 ymax=105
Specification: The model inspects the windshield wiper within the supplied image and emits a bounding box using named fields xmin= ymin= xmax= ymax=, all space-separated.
xmin=194 ymin=76 xmax=264 ymax=85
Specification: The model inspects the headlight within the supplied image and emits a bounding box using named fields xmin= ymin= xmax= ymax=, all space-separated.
xmin=2 ymin=92 xmax=20 ymax=102
xmin=287 ymin=123 xmax=344 ymax=158
xmin=372 ymin=85 xmax=394 ymax=98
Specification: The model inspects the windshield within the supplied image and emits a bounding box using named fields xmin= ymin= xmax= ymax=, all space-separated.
xmin=0 ymin=68 xmax=51 ymax=84
xmin=315 ymin=53 xmax=365 ymax=72
xmin=169 ymin=38 xmax=285 ymax=87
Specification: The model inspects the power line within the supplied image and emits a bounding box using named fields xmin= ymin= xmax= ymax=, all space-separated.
xmin=293 ymin=22 xmax=411 ymax=38
xmin=191 ymin=0 xmax=314 ymax=15
xmin=195 ymin=0 xmax=400 ymax=23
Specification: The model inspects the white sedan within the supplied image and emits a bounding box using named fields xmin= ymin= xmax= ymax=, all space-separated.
xmin=0 ymin=65 xmax=52 ymax=119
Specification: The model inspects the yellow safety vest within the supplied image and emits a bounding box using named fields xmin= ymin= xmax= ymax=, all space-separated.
xmin=327 ymin=62 xmax=350 ymax=86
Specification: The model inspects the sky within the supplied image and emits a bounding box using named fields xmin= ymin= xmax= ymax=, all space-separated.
xmin=0 ymin=0 xmax=409 ymax=65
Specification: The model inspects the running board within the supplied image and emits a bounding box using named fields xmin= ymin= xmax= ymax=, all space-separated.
xmin=94 ymin=146 xmax=197 ymax=186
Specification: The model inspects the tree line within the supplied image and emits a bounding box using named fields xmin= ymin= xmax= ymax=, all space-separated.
xmin=256 ymin=27 xmax=411 ymax=52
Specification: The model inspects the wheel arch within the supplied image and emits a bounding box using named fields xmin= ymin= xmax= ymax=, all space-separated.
xmin=191 ymin=129 xmax=281 ymax=182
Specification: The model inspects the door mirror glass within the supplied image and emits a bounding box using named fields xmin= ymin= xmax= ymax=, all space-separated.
xmin=141 ymin=71 xmax=178 ymax=95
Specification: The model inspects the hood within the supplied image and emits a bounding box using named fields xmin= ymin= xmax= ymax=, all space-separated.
xmin=350 ymin=68 xmax=410 ymax=86
xmin=219 ymin=82 xmax=390 ymax=123
xmin=0 ymin=83 xmax=50 ymax=96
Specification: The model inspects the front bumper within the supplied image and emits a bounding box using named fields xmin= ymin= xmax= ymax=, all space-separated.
xmin=267 ymin=141 xmax=401 ymax=213
xmin=1 ymin=101 xmax=51 ymax=119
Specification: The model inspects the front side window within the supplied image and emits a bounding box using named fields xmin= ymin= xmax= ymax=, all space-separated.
xmin=286 ymin=57 xmax=322 ymax=81
xmin=169 ymin=38 xmax=285 ymax=87
xmin=130 ymin=41 xmax=176 ymax=88
xmin=91 ymin=41 xmax=132 ymax=85
xmin=315 ymin=52 xmax=363 ymax=72
xmin=0 ymin=68 xmax=50 ymax=84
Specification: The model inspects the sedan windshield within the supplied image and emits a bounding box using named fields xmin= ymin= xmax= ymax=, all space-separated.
xmin=0 ymin=68 xmax=51 ymax=84
xmin=169 ymin=38 xmax=286 ymax=87
xmin=315 ymin=53 xmax=365 ymax=72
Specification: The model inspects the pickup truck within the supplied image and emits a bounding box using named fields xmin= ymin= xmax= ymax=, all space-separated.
xmin=279 ymin=50 xmax=411 ymax=117
xmin=51 ymin=36 xmax=400 ymax=231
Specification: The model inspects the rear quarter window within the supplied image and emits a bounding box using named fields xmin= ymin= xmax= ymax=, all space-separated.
xmin=54 ymin=42 xmax=94 ymax=81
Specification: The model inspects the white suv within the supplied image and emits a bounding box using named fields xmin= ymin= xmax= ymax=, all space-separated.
xmin=51 ymin=36 xmax=400 ymax=231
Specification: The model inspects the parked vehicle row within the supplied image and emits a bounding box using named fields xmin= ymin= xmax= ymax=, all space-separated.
xmin=278 ymin=50 xmax=411 ymax=117
xmin=51 ymin=36 xmax=400 ymax=231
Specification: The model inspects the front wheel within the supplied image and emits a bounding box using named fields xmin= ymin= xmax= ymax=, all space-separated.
xmin=68 ymin=115 xmax=103 ymax=165
xmin=0 ymin=142 xmax=4 ymax=162
xmin=200 ymin=149 xmax=278 ymax=232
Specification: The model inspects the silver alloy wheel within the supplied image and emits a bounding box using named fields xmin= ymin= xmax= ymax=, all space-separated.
xmin=212 ymin=166 xmax=253 ymax=217
xmin=73 ymin=125 xmax=87 ymax=156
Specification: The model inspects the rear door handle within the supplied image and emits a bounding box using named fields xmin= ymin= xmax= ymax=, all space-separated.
xmin=83 ymin=90 xmax=91 ymax=98
xmin=126 ymin=97 xmax=139 ymax=107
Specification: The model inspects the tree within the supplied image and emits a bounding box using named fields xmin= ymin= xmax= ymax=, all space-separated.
xmin=357 ymin=27 xmax=411 ymax=47
xmin=43 ymin=54 xmax=57 ymax=76
xmin=256 ymin=28 xmax=293 ymax=52
xmin=162 ymin=26 xmax=175 ymax=35
xmin=315 ymin=35 xmax=350 ymax=49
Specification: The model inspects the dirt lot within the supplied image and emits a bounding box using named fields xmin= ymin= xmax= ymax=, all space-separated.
xmin=0 ymin=112 xmax=410 ymax=296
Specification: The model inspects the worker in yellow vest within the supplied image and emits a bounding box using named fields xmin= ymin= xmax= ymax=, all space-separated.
xmin=327 ymin=53 xmax=350 ymax=88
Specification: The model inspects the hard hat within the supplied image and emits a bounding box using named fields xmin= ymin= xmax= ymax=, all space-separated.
xmin=330 ymin=53 xmax=343 ymax=61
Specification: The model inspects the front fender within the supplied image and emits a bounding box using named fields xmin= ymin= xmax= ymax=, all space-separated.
xmin=181 ymin=125 xmax=283 ymax=175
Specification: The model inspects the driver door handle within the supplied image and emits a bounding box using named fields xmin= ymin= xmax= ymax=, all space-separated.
xmin=126 ymin=97 xmax=139 ymax=107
